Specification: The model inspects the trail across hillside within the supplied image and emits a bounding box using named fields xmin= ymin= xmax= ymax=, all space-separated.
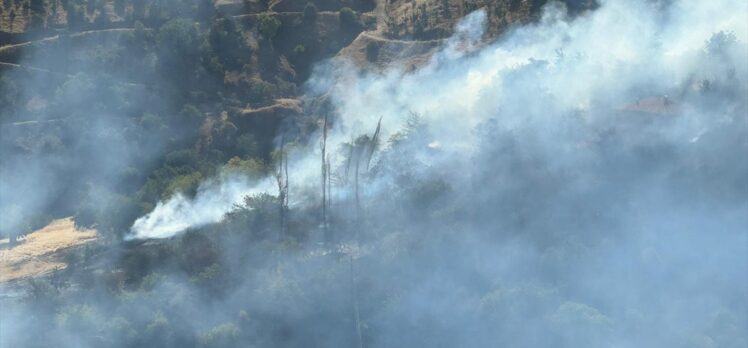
xmin=0 ymin=28 xmax=142 ymax=51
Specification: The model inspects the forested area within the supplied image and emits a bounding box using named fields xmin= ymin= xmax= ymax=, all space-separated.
xmin=0 ymin=0 xmax=372 ymax=243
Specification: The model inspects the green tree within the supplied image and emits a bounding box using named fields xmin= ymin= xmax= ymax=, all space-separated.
xmin=257 ymin=12 xmax=280 ymax=41
xmin=706 ymin=31 xmax=736 ymax=56
xmin=29 ymin=0 xmax=45 ymax=13
xmin=67 ymin=6 xmax=86 ymax=29
xmin=132 ymin=0 xmax=145 ymax=20
xmin=293 ymin=44 xmax=305 ymax=55
xmin=28 ymin=0 xmax=47 ymax=30
xmin=208 ymin=16 xmax=247 ymax=69
xmin=197 ymin=0 xmax=215 ymax=19
xmin=339 ymin=7 xmax=359 ymax=29
xmin=0 ymin=76 xmax=19 ymax=115
xmin=156 ymin=18 xmax=200 ymax=85
xmin=303 ymin=1 xmax=317 ymax=23
xmin=114 ymin=0 xmax=124 ymax=15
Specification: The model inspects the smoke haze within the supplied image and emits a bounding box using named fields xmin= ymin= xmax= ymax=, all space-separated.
xmin=2 ymin=0 xmax=747 ymax=347
xmin=134 ymin=0 xmax=747 ymax=241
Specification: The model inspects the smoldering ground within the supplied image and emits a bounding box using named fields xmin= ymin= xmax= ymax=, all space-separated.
xmin=3 ymin=0 xmax=748 ymax=347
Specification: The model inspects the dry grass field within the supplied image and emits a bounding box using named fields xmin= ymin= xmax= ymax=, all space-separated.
xmin=0 ymin=217 xmax=97 ymax=283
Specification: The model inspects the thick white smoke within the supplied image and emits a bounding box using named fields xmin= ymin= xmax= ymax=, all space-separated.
xmin=127 ymin=175 xmax=274 ymax=240
xmin=128 ymin=0 xmax=747 ymax=240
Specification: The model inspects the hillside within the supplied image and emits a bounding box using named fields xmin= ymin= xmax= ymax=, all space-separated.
xmin=0 ymin=0 xmax=589 ymax=245
xmin=2 ymin=1 xmax=746 ymax=348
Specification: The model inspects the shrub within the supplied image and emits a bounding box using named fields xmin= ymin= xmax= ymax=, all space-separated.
xmin=180 ymin=104 xmax=203 ymax=126
xmin=247 ymin=77 xmax=277 ymax=101
xmin=165 ymin=149 xmax=198 ymax=168
xmin=226 ymin=156 xmax=265 ymax=177
xmin=234 ymin=133 xmax=260 ymax=157
xmin=164 ymin=172 xmax=203 ymax=198
xmin=199 ymin=322 xmax=239 ymax=347
xmin=158 ymin=18 xmax=199 ymax=57
xmin=366 ymin=41 xmax=379 ymax=62
xmin=363 ymin=14 xmax=377 ymax=28
xmin=156 ymin=18 xmax=201 ymax=86
xmin=293 ymin=44 xmax=306 ymax=55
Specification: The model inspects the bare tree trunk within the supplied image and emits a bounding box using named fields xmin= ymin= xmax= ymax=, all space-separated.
xmin=345 ymin=142 xmax=354 ymax=183
xmin=365 ymin=117 xmax=382 ymax=172
xmin=321 ymin=114 xmax=328 ymax=242
xmin=354 ymin=159 xmax=361 ymax=232
xmin=284 ymin=144 xmax=289 ymax=209
xmin=327 ymin=159 xmax=332 ymax=219
xmin=347 ymin=120 xmax=384 ymax=348
xmin=350 ymin=255 xmax=364 ymax=348
xmin=276 ymin=136 xmax=287 ymax=240
xmin=284 ymin=143 xmax=289 ymax=234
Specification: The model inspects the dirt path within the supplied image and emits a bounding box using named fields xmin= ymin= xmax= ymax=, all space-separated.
xmin=359 ymin=31 xmax=446 ymax=45
xmin=0 ymin=28 xmax=142 ymax=51
xmin=0 ymin=61 xmax=59 ymax=74
xmin=0 ymin=217 xmax=97 ymax=283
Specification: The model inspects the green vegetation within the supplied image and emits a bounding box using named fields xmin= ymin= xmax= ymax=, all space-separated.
xmin=257 ymin=12 xmax=281 ymax=41
xmin=303 ymin=1 xmax=318 ymax=23
xmin=365 ymin=41 xmax=379 ymax=61
xmin=339 ymin=7 xmax=360 ymax=29
xmin=0 ymin=0 xmax=370 ymax=244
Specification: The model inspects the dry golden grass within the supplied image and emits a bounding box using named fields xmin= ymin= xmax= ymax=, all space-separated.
xmin=239 ymin=98 xmax=303 ymax=115
xmin=0 ymin=217 xmax=97 ymax=283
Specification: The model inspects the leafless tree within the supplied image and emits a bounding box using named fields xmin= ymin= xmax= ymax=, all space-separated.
xmin=350 ymin=254 xmax=363 ymax=348
xmin=9 ymin=9 xmax=16 ymax=32
xmin=327 ymin=158 xmax=332 ymax=217
xmin=320 ymin=114 xmax=329 ymax=241
xmin=345 ymin=118 xmax=383 ymax=348
xmin=364 ymin=116 xmax=382 ymax=172
xmin=275 ymin=135 xmax=289 ymax=239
